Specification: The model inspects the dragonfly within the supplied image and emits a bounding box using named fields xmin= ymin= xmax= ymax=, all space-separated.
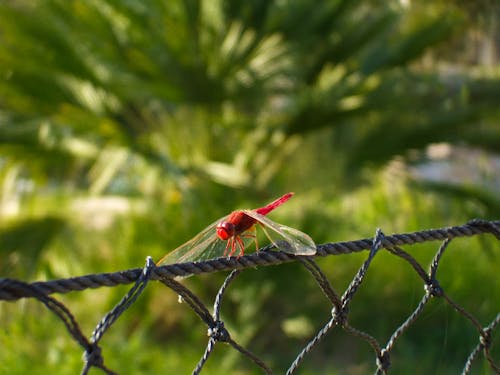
xmin=157 ymin=192 xmax=316 ymax=265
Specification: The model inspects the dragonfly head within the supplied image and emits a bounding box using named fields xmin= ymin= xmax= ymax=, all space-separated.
xmin=216 ymin=221 xmax=235 ymax=241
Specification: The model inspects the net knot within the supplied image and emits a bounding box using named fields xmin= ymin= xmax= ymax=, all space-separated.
xmin=424 ymin=279 xmax=443 ymax=297
xmin=83 ymin=343 xmax=104 ymax=368
xmin=376 ymin=349 xmax=391 ymax=372
xmin=480 ymin=328 xmax=492 ymax=348
xmin=331 ymin=306 xmax=348 ymax=326
xmin=208 ymin=320 xmax=230 ymax=342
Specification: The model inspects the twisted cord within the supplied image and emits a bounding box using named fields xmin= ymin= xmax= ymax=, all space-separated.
xmin=1 ymin=219 xmax=498 ymax=374
xmin=1 ymin=220 xmax=498 ymax=302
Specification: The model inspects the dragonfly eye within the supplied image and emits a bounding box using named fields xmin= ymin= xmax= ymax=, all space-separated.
xmin=216 ymin=221 xmax=235 ymax=240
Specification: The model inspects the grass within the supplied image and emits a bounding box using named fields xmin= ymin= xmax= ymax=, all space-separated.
xmin=1 ymin=183 xmax=498 ymax=374
xmin=1 ymin=144 xmax=499 ymax=375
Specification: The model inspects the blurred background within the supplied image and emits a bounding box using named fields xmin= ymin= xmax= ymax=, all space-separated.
xmin=0 ymin=0 xmax=499 ymax=374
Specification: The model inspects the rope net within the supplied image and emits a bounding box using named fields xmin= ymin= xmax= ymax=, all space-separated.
xmin=1 ymin=219 xmax=499 ymax=374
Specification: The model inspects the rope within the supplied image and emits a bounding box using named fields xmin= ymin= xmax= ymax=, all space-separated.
xmin=1 ymin=219 xmax=497 ymax=301
xmin=0 ymin=219 xmax=498 ymax=374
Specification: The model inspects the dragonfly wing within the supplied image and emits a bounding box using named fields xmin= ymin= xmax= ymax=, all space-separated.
xmin=242 ymin=210 xmax=316 ymax=255
xmin=157 ymin=215 xmax=230 ymax=265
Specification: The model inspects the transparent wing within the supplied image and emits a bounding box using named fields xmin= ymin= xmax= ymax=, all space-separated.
xmin=157 ymin=208 xmax=316 ymax=265
xmin=157 ymin=215 xmax=229 ymax=265
xmin=242 ymin=210 xmax=316 ymax=255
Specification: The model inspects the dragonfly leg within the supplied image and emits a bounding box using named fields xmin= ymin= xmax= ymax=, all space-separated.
xmin=223 ymin=238 xmax=233 ymax=257
xmin=228 ymin=237 xmax=241 ymax=257
xmin=240 ymin=226 xmax=258 ymax=252
xmin=235 ymin=235 xmax=246 ymax=256
xmin=240 ymin=234 xmax=258 ymax=251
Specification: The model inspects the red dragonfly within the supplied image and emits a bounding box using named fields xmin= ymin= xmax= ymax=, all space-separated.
xmin=157 ymin=192 xmax=316 ymax=265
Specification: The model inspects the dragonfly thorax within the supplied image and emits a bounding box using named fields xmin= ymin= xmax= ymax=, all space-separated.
xmin=216 ymin=221 xmax=235 ymax=240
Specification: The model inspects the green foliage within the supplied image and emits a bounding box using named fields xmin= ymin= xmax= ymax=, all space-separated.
xmin=0 ymin=0 xmax=499 ymax=373
xmin=0 ymin=216 xmax=65 ymax=277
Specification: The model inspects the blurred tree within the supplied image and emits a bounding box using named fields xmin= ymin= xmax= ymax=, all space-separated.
xmin=1 ymin=0 xmax=498 ymax=212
